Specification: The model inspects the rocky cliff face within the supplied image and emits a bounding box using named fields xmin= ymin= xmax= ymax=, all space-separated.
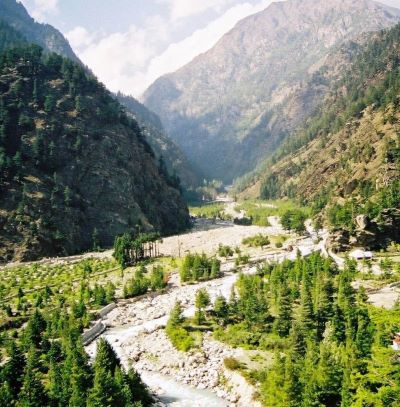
xmin=143 ymin=0 xmax=400 ymax=182
xmin=0 ymin=46 xmax=190 ymax=262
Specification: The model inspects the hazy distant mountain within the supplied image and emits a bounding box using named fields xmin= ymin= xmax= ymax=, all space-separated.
xmin=116 ymin=93 xmax=202 ymax=188
xmin=0 ymin=0 xmax=80 ymax=62
xmin=143 ymin=0 xmax=400 ymax=182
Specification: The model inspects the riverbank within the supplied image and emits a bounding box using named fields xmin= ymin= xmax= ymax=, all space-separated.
xmin=85 ymin=220 xmax=322 ymax=406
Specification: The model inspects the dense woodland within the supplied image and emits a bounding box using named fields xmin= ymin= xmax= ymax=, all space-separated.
xmin=0 ymin=309 xmax=152 ymax=406
xmin=0 ymin=254 xmax=173 ymax=406
xmin=0 ymin=42 xmax=189 ymax=262
xmin=169 ymin=253 xmax=400 ymax=406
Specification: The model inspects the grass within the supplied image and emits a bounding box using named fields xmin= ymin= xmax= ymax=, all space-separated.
xmin=236 ymin=199 xmax=311 ymax=226
xmin=0 ymin=258 xmax=118 ymax=302
xmin=189 ymin=202 xmax=226 ymax=218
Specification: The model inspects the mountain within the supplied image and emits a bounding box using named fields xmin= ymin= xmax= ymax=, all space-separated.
xmin=0 ymin=45 xmax=190 ymax=262
xmin=116 ymin=93 xmax=202 ymax=188
xmin=0 ymin=0 xmax=80 ymax=62
xmin=0 ymin=0 xmax=202 ymax=190
xmin=143 ymin=0 xmax=400 ymax=183
xmin=239 ymin=22 xmax=400 ymax=249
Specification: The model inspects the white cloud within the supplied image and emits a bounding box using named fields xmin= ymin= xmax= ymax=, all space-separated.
xmin=74 ymin=15 xmax=170 ymax=96
xmin=66 ymin=26 xmax=94 ymax=50
xmin=30 ymin=0 xmax=59 ymax=22
xmin=73 ymin=1 xmax=273 ymax=97
xmin=163 ymin=0 xmax=233 ymax=21
xmin=142 ymin=1 xmax=273 ymax=92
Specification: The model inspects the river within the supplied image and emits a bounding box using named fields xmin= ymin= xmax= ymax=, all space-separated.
xmin=86 ymin=215 xmax=325 ymax=406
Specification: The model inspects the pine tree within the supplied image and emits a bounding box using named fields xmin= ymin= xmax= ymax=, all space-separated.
xmin=315 ymin=277 xmax=334 ymax=340
xmin=18 ymin=348 xmax=48 ymax=407
xmin=86 ymin=369 xmax=117 ymax=407
xmin=228 ymin=287 xmax=238 ymax=317
xmin=298 ymin=276 xmax=315 ymax=333
xmin=68 ymin=341 xmax=90 ymax=407
xmin=290 ymin=321 xmax=307 ymax=358
xmin=210 ymin=258 xmax=220 ymax=279
xmin=274 ymin=282 xmax=293 ymax=337
xmin=94 ymin=339 xmax=121 ymax=375
xmin=168 ymin=301 xmax=184 ymax=327
xmin=48 ymin=358 xmax=63 ymax=406
xmin=213 ymin=295 xmax=229 ymax=325
xmin=87 ymin=340 xmax=120 ymax=407
xmin=24 ymin=308 xmax=46 ymax=349
xmin=2 ymin=342 xmax=25 ymax=397
xmin=355 ymin=306 xmax=374 ymax=359
xmin=195 ymin=288 xmax=210 ymax=325
xmin=126 ymin=368 xmax=153 ymax=406
xmin=316 ymin=325 xmax=344 ymax=406
xmin=284 ymin=351 xmax=303 ymax=407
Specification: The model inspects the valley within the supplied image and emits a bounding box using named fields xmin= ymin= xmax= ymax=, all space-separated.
xmin=1 ymin=0 xmax=400 ymax=406
xmin=1 ymin=192 xmax=399 ymax=405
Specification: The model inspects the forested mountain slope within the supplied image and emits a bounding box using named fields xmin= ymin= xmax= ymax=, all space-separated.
xmin=0 ymin=0 xmax=200 ymax=189
xmin=143 ymin=0 xmax=400 ymax=182
xmin=239 ymin=23 xmax=400 ymax=248
xmin=0 ymin=46 xmax=189 ymax=262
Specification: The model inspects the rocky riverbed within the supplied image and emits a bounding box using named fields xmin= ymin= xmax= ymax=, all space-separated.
xmin=86 ymin=269 xmax=255 ymax=405
xmin=85 ymin=219 xmax=322 ymax=406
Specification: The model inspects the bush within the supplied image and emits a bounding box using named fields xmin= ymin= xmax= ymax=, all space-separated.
xmin=235 ymin=254 xmax=250 ymax=266
xmin=280 ymin=209 xmax=307 ymax=233
xmin=224 ymin=357 xmax=242 ymax=371
xmin=180 ymin=253 xmax=221 ymax=283
xmin=165 ymin=325 xmax=195 ymax=352
xmin=218 ymin=244 xmax=234 ymax=258
xmin=242 ymin=234 xmax=270 ymax=248
xmin=234 ymin=217 xmax=253 ymax=226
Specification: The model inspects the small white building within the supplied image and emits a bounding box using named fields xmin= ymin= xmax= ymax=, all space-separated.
xmin=392 ymin=333 xmax=400 ymax=351
xmin=350 ymin=249 xmax=373 ymax=260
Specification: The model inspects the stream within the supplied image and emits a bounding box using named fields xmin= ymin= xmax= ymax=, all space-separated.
xmin=87 ymin=271 xmax=244 ymax=406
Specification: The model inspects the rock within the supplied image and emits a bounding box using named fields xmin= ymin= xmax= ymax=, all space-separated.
xmin=355 ymin=215 xmax=369 ymax=230
xmin=229 ymin=394 xmax=239 ymax=402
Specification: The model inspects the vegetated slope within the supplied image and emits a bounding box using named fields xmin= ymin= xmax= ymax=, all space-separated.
xmin=240 ymin=23 xmax=400 ymax=246
xmin=143 ymin=0 xmax=400 ymax=183
xmin=0 ymin=46 xmax=190 ymax=262
xmin=0 ymin=0 xmax=80 ymax=62
xmin=0 ymin=1 xmax=201 ymax=190
xmin=116 ymin=92 xmax=202 ymax=188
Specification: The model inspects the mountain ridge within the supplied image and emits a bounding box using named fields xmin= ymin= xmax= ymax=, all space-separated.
xmin=143 ymin=0 xmax=400 ymax=182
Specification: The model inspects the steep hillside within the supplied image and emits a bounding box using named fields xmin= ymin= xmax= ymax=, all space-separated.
xmin=116 ymin=93 xmax=202 ymax=188
xmin=240 ymin=23 xmax=400 ymax=248
xmin=0 ymin=0 xmax=80 ymax=62
xmin=0 ymin=1 xmax=200 ymax=190
xmin=143 ymin=0 xmax=400 ymax=182
xmin=0 ymin=46 xmax=190 ymax=262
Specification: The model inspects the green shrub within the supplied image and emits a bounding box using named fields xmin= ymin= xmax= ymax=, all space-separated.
xmin=224 ymin=357 xmax=242 ymax=371
xmin=242 ymin=234 xmax=270 ymax=248
xmin=165 ymin=325 xmax=195 ymax=352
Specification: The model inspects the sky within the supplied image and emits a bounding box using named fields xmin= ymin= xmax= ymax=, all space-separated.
xmin=19 ymin=0 xmax=400 ymax=97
